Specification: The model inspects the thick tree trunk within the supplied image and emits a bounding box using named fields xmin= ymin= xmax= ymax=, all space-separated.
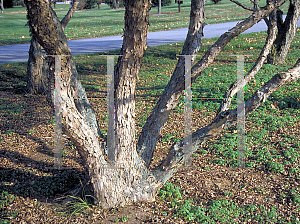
xmin=25 ymin=0 xmax=296 ymax=210
xmin=26 ymin=1 xmax=78 ymax=94
xmin=267 ymin=0 xmax=300 ymax=64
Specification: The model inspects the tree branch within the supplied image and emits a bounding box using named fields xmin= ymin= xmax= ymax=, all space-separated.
xmin=137 ymin=0 xmax=205 ymax=167
xmin=214 ymin=10 xmax=277 ymax=119
xmin=61 ymin=0 xmax=79 ymax=30
xmin=138 ymin=0 xmax=286 ymax=168
xmin=230 ymin=0 xmax=254 ymax=11
xmin=154 ymin=57 xmax=300 ymax=183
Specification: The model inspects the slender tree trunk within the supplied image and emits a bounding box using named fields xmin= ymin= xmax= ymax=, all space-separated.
xmin=1 ymin=0 xmax=4 ymax=12
xmin=112 ymin=0 xmax=119 ymax=9
xmin=267 ymin=0 xmax=300 ymax=64
xmin=137 ymin=0 xmax=205 ymax=167
xmin=26 ymin=37 xmax=47 ymax=94
xmin=137 ymin=0 xmax=286 ymax=167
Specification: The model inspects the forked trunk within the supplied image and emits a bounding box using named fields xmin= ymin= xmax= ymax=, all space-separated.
xmin=267 ymin=0 xmax=300 ymax=64
xmin=26 ymin=1 xmax=78 ymax=94
xmin=25 ymin=0 xmax=298 ymax=210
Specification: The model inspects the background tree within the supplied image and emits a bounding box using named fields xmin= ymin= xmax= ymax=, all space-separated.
xmin=26 ymin=0 xmax=78 ymax=95
xmin=267 ymin=0 xmax=300 ymax=64
xmin=230 ymin=0 xmax=300 ymax=64
xmin=24 ymin=0 xmax=299 ymax=208
xmin=1 ymin=0 xmax=4 ymax=12
xmin=105 ymin=0 xmax=121 ymax=9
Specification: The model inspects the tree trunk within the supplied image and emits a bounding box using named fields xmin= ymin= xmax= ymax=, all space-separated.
xmin=26 ymin=1 xmax=78 ymax=94
xmin=137 ymin=0 xmax=205 ymax=167
xmin=267 ymin=0 xmax=300 ymax=64
xmin=1 ymin=0 xmax=4 ymax=12
xmin=0 ymin=0 xmax=4 ymax=13
xmin=137 ymin=0 xmax=285 ymax=167
xmin=26 ymin=37 xmax=48 ymax=94
xmin=25 ymin=0 xmax=297 ymax=210
xmin=112 ymin=0 xmax=119 ymax=9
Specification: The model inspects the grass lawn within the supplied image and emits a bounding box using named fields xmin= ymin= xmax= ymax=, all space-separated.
xmin=0 ymin=0 xmax=290 ymax=45
xmin=0 ymin=28 xmax=300 ymax=222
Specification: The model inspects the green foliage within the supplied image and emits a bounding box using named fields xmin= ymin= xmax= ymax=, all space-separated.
xmin=158 ymin=182 xmax=182 ymax=203
xmin=0 ymin=191 xmax=19 ymax=223
xmin=114 ymin=216 xmax=131 ymax=222
xmin=151 ymin=0 xmax=171 ymax=7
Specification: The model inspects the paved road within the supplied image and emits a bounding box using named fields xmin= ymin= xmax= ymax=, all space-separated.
xmin=0 ymin=16 xmax=299 ymax=65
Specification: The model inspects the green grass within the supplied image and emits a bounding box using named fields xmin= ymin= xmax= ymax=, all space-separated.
xmin=0 ymin=0 xmax=290 ymax=45
xmin=158 ymin=183 xmax=300 ymax=223
xmin=0 ymin=191 xmax=19 ymax=223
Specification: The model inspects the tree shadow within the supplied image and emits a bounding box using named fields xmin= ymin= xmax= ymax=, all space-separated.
xmin=0 ymin=149 xmax=86 ymax=203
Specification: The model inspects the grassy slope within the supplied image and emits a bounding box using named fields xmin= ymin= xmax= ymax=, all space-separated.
xmin=0 ymin=0 xmax=290 ymax=45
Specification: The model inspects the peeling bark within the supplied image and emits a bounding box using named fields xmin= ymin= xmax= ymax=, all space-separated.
xmin=155 ymin=58 xmax=300 ymax=182
xmin=137 ymin=0 xmax=205 ymax=167
xmin=137 ymin=0 xmax=286 ymax=167
xmin=214 ymin=11 xmax=277 ymax=119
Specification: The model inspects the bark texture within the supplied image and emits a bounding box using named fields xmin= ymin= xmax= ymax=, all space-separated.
xmin=26 ymin=0 xmax=78 ymax=94
xmin=154 ymin=58 xmax=300 ymax=182
xmin=25 ymin=0 xmax=298 ymax=210
xmin=137 ymin=0 xmax=286 ymax=167
xmin=267 ymin=0 xmax=300 ymax=64
xmin=137 ymin=0 xmax=205 ymax=167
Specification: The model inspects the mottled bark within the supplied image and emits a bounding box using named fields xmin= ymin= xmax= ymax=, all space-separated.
xmin=91 ymin=0 xmax=161 ymax=208
xmin=214 ymin=11 xmax=277 ymax=118
xmin=267 ymin=0 xmax=300 ymax=64
xmin=137 ymin=0 xmax=286 ymax=167
xmin=137 ymin=0 xmax=205 ymax=167
xmin=154 ymin=58 xmax=300 ymax=182
xmin=26 ymin=0 xmax=78 ymax=94
xmin=25 ymin=0 xmax=297 ymax=210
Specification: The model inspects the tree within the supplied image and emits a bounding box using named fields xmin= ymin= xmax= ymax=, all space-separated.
xmin=24 ymin=0 xmax=300 ymax=209
xmin=267 ymin=0 xmax=300 ymax=64
xmin=230 ymin=0 xmax=300 ymax=65
xmin=1 ymin=0 xmax=4 ymax=12
xmin=105 ymin=0 xmax=121 ymax=9
xmin=26 ymin=0 xmax=78 ymax=95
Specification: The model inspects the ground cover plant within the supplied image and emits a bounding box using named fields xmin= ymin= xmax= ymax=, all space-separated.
xmin=0 ymin=0 xmax=290 ymax=45
xmin=0 ymin=28 xmax=300 ymax=222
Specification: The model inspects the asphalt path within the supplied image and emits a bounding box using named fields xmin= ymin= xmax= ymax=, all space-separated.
xmin=0 ymin=15 xmax=299 ymax=65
